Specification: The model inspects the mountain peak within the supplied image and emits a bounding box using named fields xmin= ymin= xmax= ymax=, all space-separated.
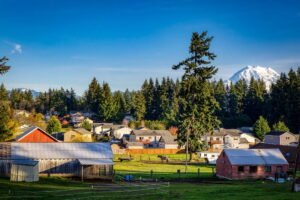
xmin=227 ymin=65 xmax=280 ymax=90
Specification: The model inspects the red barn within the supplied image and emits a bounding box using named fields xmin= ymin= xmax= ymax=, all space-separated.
xmin=216 ymin=149 xmax=288 ymax=180
xmin=15 ymin=126 xmax=59 ymax=143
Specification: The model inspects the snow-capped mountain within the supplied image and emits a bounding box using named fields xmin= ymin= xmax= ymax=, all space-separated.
xmin=15 ymin=88 xmax=40 ymax=98
xmin=226 ymin=65 xmax=280 ymax=90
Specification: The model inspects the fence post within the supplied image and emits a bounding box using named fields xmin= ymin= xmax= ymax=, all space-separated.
xmin=177 ymin=169 xmax=180 ymax=179
xmin=150 ymin=170 xmax=153 ymax=178
xmin=198 ymin=168 xmax=200 ymax=177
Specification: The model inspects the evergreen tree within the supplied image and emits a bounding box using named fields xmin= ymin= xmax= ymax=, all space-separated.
xmin=131 ymin=91 xmax=146 ymax=121
xmin=272 ymin=121 xmax=289 ymax=132
xmin=46 ymin=116 xmax=62 ymax=133
xmin=244 ymin=78 xmax=267 ymax=123
xmin=81 ymin=119 xmax=92 ymax=131
xmin=253 ymin=116 xmax=270 ymax=140
xmin=112 ymin=91 xmax=126 ymax=122
xmin=173 ymin=31 xmax=220 ymax=160
xmin=0 ymin=84 xmax=8 ymax=101
xmin=212 ymin=79 xmax=226 ymax=118
xmin=85 ymin=77 xmax=102 ymax=115
xmin=0 ymin=57 xmax=10 ymax=75
xmin=0 ymin=101 xmax=17 ymax=141
xmin=99 ymin=82 xmax=115 ymax=121
xmin=123 ymin=89 xmax=132 ymax=114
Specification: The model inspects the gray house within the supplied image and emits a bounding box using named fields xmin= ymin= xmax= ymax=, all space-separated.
xmin=264 ymin=131 xmax=298 ymax=146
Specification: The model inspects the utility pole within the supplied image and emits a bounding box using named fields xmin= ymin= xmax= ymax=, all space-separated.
xmin=185 ymin=130 xmax=189 ymax=173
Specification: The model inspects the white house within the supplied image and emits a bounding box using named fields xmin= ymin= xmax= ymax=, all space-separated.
xmin=113 ymin=126 xmax=132 ymax=139
xmin=199 ymin=151 xmax=221 ymax=164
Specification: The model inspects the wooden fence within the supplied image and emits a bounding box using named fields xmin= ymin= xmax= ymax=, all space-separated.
xmin=126 ymin=148 xmax=184 ymax=154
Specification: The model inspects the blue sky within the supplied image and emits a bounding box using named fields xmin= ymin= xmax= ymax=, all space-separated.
xmin=0 ymin=0 xmax=300 ymax=94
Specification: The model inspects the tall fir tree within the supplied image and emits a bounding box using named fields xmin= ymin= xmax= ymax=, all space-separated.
xmin=173 ymin=31 xmax=220 ymax=160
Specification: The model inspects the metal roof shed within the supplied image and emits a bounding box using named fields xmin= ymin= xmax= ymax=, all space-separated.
xmin=10 ymin=160 xmax=39 ymax=182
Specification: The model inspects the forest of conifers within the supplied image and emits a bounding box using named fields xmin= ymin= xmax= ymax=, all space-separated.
xmin=1 ymin=67 xmax=299 ymax=133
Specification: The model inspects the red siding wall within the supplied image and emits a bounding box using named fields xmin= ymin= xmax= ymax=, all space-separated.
xmin=18 ymin=129 xmax=57 ymax=143
xmin=216 ymin=151 xmax=289 ymax=180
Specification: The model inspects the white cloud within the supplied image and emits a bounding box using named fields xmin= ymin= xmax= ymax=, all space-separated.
xmin=11 ymin=43 xmax=22 ymax=54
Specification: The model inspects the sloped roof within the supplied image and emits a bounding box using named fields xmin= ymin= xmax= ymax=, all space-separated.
xmin=239 ymin=138 xmax=249 ymax=144
xmin=15 ymin=126 xmax=59 ymax=142
xmin=159 ymin=134 xmax=177 ymax=144
xmin=132 ymin=130 xmax=171 ymax=136
xmin=250 ymin=143 xmax=300 ymax=164
xmin=11 ymin=143 xmax=113 ymax=160
xmin=224 ymin=149 xmax=288 ymax=165
xmin=265 ymin=131 xmax=293 ymax=136
xmin=73 ymin=128 xmax=92 ymax=135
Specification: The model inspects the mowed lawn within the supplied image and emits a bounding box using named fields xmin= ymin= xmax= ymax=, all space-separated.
xmin=114 ymin=154 xmax=215 ymax=180
xmin=0 ymin=177 xmax=299 ymax=200
xmin=0 ymin=155 xmax=299 ymax=199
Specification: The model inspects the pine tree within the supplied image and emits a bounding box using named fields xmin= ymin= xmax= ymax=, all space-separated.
xmin=272 ymin=121 xmax=289 ymax=132
xmin=0 ymin=101 xmax=17 ymax=141
xmin=81 ymin=119 xmax=92 ymax=131
xmin=253 ymin=116 xmax=270 ymax=140
xmin=85 ymin=77 xmax=102 ymax=115
xmin=99 ymin=82 xmax=115 ymax=121
xmin=131 ymin=91 xmax=146 ymax=121
xmin=0 ymin=57 xmax=10 ymax=75
xmin=0 ymin=84 xmax=8 ymax=101
xmin=172 ymin=32 xmax=220 ymax=160
xmin=112 ymin=91 xmax=126 ymax=122
xmin=46 ymin=116 xmax=62 ymax=134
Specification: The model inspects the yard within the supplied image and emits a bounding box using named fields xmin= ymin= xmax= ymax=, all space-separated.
xmin=0 ymin=177 xmax=299 ymax=199
xmin=0 ymin=154 xmax=299 ymax=199
xmin=114 ymin=154 xmax=214 ymax=180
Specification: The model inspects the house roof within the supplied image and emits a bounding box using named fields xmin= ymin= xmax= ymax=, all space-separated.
xmin=224 ymin=149 xmax=288 ymax=165
xmin=265 ymin=131 xmax=292 ymax=136
xmin=250 ymin=143 xmax=300 ymax=164
xmin=10 ymin=143 xmax=113 ymax=160
xmin=126 ymin=142 xmax=144 ymax=147
xmin=15 ymin=126 xmax=59 ymax=142
xmin=73 ymin=128 xmax=92 ymax=135
xmin=131 ymin=130 xmax=171 ymax=137
xmin=159 ymin=134 xmax=177 ymax=144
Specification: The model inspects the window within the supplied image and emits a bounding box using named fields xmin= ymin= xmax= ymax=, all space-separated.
xmin=216 ymin=137 xmax=220 ymax=141
xmin=250 ymin=166 xmax=257 ymax=173
xmin=211 ymin=155 xmax=215 ymax=158
xmin=139 ymin=137 xmax=143 ymax=140
xmin=204 ymin=154 xmax=207 ymax=157
xmin=238 ymin=166 xmax=244 ymax=173
xmin=286 ymin=137 xmax=290 ymax=140
xmin=265 ymin=165 xmax=272 ymax=172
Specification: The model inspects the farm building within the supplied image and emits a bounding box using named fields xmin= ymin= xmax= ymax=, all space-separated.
xmin=251 ymin=143 xmax=300 ymax=170
xmin=13 ymin=126 xmax=59 ymax=143
xmin=10 ymin=160 xmax=39 ymax=182
xmin=158 ymin=134 xmax=178 ymax=149
xmin=0 ymin=142 xmax=114 ymax=181
xmin=216 ymin=149 xmax=288 ymax=180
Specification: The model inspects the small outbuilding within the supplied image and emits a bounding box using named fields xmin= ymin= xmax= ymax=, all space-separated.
xmin=216 ymin=149 xmax=289 ymax=180
xmin=14 ymin=126 xmax=59 ymax=143
xmin=10 ymin=160 xmax=39 ymax=182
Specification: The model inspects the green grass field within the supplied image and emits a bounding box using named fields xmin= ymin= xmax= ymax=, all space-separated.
xmin=114 ymin=154 xmax=214 ymax=180
xmin=0 ymin=177 xmax=299 ymax=200
xmin=0 ymin=154 xmax=299 ymax=199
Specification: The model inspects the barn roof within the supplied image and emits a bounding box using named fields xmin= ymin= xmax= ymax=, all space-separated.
xmin=79 ymin=158 xmax=113 ymax=165
xmin=14 ymin=126 xmax=59 ymax=142
xmin=12 ymin=160 xmax=39 ymax=166
xmin=11 ymin=143 xmax=113 ymax=160
xmin=131 ymin=130 xmax=171 ymax=136
xmin=224 ymin=149 xmax=288 ymax=165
